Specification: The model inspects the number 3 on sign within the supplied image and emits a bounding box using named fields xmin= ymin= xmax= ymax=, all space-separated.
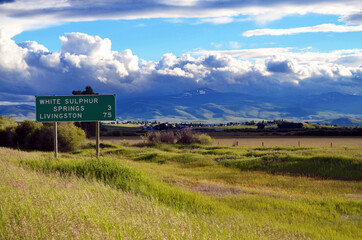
xmin=108 ymin=105 xmax=112 ymax=110
xmin=103 ymin=112 xmax=112 ymax=118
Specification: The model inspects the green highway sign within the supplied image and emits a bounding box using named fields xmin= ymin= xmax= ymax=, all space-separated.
xmin=35 ymin=95 xmax=116 ymax=122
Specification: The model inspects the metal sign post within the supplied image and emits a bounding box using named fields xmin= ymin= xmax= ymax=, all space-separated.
xmin=54 ymin=122 xmax=58 ymax=158
xmin=96 ymin=121 xmax=100 ymax=158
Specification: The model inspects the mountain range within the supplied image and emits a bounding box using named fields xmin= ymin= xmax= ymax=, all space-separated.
xmin=116 ymin=88 xmax=362 ymax=125
xmin=1 ymin=88 xmax=362 ymax=125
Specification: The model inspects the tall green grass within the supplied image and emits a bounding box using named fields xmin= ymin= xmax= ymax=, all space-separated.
xmin=105 ymin=143 xmax=362 ymax=180
xmin=105 ymin=146 xmax=216 ymax=167
xmin=1 ymin=146 xmax=361 ymax=239
xmin=222 ymin=154 xmax=362 ymax=180
xmin=19 ymin=156 xmax=219 ymax=214
xmin=0 ymin=153 xmax=254 ymax=239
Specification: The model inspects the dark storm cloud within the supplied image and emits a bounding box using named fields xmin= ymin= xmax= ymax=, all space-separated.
xmin=7 ymin=0 xmax=360 ymax=20
xmin=198 ymin=0 xmax=346 ymax=8
xmin=266 ymin=58 xmax=294 ymax=73
xmin=0 ymin=0 xmax=14 ymax=4
xmin=343 ymin=12 xmax=362 ymax=24
xmin=9 ymin=0 xmax=171 ymax=18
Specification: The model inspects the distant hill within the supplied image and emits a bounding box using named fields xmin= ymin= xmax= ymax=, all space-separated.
xmin=116 ymin=89 xmax=362 ymax=124
xmin=325 ymin=117 xmax=362 ymax=126
xmin=1 ymin=89 xmax=361 ymax=125
xmin=0 ymin=104 xmax=35 ymax=121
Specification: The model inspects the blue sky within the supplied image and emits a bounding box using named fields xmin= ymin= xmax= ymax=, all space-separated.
xmin=12 ymin=14 xmax=361 ymax=61
xmin=0 ymin=0 xmax=361 ymax=109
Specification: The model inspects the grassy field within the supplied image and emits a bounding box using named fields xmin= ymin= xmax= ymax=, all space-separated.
xmin=99 ymin=136 xmax=362 ymax=148
xmin=212 ymin=137 xmax=362 ymax=148
xmin=1 ymin=140 xmax=361 ymax=239
xmin=194 ymin=125 xmax=258 ymax=130
xmin=103 ymin=123 xmax=142 ymax=128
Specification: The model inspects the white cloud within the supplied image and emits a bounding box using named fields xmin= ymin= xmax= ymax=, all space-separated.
xmin=18 ymin=41 xmax=49 ymax=53
xmin=0 ymin=32 xmax=27 ymax=71
xmin=159 ymin=0 xmax=199 ymax=7
xmin=211 ymin=42 xmax=223 ymax=49
xmin=194 ymin=48 xmax=362 ymax=68
xmin=199 ymin=17 xmax=234 ymax=24
xmin=228 ymin=41 xmax=242 ymax=49
xmin=243 ymin=24 xmax=362 ymax=37
xmin=60 ymin=32 xmax=112 ymax=59
xmin=40 ymin=53 xmax=61 ymax=69
xmin=0 ymin=101 xmax=33 ymax=106
xmin=0 ymin=32 xmax=361 ymax=99
xmin=157 ymin=67 xmax=194 ymax=78
xmin=115 ymin=49 xmax=140 ymax=72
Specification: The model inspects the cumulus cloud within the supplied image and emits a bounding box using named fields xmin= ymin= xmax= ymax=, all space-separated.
xmin=0 ymin=32 xmax=361 ymax=100
xmin=60 ymin=33 xmax=112 ymax=59
xmin=243 ymin=24 xmax=362 ymax=37
xmin=18 ymin=41 xmax=49 ymax=53
xmin=0 ymin=34 xmax=27 ymax=71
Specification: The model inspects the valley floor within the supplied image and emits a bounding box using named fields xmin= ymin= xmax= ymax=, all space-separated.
xmin=0 ymin=142 xmax=361 ymax=239
xmin=98 ymin=136 xmax=362 ymax=148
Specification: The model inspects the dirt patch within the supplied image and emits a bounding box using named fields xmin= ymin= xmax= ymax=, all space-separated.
xmin=345 ymin=194 xmax=362 ymax=200
xmin=163 ymin=177 xmax=300 ymax=200
xmin=190 ymin=182 xmax=241 ymax=195
xmin=163 ymin=177 xmax=241 ymax=195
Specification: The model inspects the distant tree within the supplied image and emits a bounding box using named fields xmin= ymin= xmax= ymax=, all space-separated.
xmin=72 ymin=86 xmax=97 ymax=95
xmin=257 ymin=122 xmax=266 ymax=129
xmin=277 ymin=121 xmax=304 ymax=129
xmin=72 ymin=86 xmax=98 ymax=137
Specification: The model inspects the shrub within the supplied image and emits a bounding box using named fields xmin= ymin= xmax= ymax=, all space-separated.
xmin=15 ymin=120 xmax=42 ymax=149
xmin=144 ymin=129 xmax=213 ymax=145
xmin=144 ymin=131 xmax=160 ymax=143
xmin=144 ymin=131 xmax=177 ymax=144
xmin=195 ymin=134 xmax=214 ymax=145
xmin=176 ymin=128 xmax=194 ymax=144
xmin=0 ymin=126 xmax=16 ymax=148
xmin=159 ymin=131 xmax=176 ymax=144
xmin=0 ymin=115 xmax=17 ymax=131
xmin=0 ymin=120 xmax=86 ymax=152
xmin=32 ymin=124 xmax=54 ymax=151
xmin=57 ymin=123 xmax=86 ymax=152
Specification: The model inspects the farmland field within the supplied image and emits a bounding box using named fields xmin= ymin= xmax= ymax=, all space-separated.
xmin=212 ymin=137 xmax=362 ymax=148
xmin=98 ymin=136 xmax=362 ymax=148
xmin=1 ymin=138 xmax=361 ymax=239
